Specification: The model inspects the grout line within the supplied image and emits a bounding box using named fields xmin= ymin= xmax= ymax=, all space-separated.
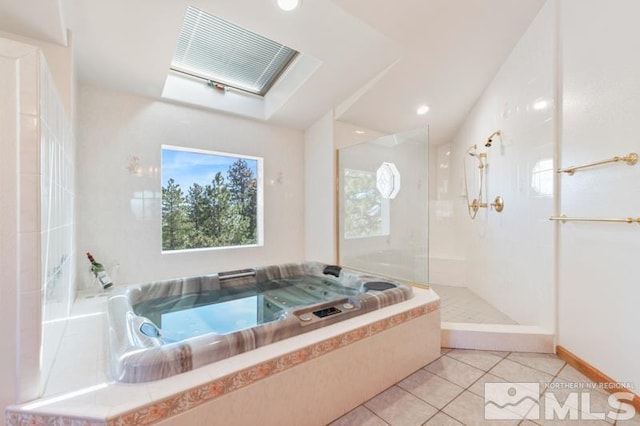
xmin=420 ymin=409 xmax=439 ymax=425
xmin=362 ymin=405 xmax=390 ymax=426
xmin=442 ymin=352 xmax=500 ymax=374
xmin=504 ymin=353 xmax=567 ymax=378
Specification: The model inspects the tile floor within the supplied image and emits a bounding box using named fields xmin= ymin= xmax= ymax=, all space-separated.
xmin=429 ymin=285 xmax=518 ymax=325
xmin=329 ymin=349 xmax=640 ymax=425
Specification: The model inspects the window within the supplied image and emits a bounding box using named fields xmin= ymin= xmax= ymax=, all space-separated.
xmin=161 ymin=146 xmax=262 ymax=251
xmin=171 ymin=6 xmax=299 ymax=96
xmin=343 ymin=168 xmax=390 ymax=239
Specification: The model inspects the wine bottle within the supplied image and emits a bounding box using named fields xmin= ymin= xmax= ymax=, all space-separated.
xmin=86 ymin=252 xmax=114 ymax=289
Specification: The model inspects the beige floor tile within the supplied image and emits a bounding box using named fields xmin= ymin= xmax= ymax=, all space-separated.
xmin=429 ymin=284 xmax=518 ymax=325
xmin=489 ymin=359 xmax=555 ymax=394
xmin=364 ymin=386 xmax=438 ymax=426
xmin=425 ymin=356 xmax=485 ymax=388
xmin=529 ymin=412 xmax=611 ymax=425
xmin=441 ymin=347 xmax=453 ymax=356
xmin=422 ymin=412 xmax=463 ymax=425
xmin=397 ymin=369 xmax=464 ymax=409
xmin=329 ymin=405 xmax=389 ymax=426
xmin=442 ymin=390 xmax=521 ymax=426
xmin=507 ymin=352 xmax=566 ymax=376
xmin=556 ymin=364 xmax=592 ymax=384
xmin=447 ymin=349 xmax=507 ymax=371
xmin=468 ymin=373 xmax=505 ymax=398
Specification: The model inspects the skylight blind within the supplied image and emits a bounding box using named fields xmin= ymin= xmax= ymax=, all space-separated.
xmin=172 ymin=6 xmax=298 ymax=96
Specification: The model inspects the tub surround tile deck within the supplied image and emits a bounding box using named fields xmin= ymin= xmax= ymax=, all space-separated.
xmin=6 ymin=287 xmax=439 ymax=425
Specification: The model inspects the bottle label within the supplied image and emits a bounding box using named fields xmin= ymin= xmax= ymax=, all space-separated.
xmin=97 ymin=271 xmax=112 ymax=286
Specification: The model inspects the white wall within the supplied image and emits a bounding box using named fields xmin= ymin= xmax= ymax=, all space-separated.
xmin=76 ymin=85 xmax=305 ymax=286
xmin=558 ymin=0 xmax=640 ymax=390
xmin=429 ymin=1 xmax=556 ymax=329
xmin=304 ymin=112 xmax=335 ymax=263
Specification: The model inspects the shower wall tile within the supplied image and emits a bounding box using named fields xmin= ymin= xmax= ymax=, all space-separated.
xmin=19 ymin=290 xmax=41 ymax=336
xmin=19 ymin=231 xmax=41 ymax=293
xmin=18 ymin=51 xmax=38 ymax=116
xmin=1 ymin=34 xmax=74 ymax=408
xmin=38 ymin=52 xmax=76 ymax=396
xmin=15 ymin=50 xmax=45 ymax=401
xmin=19 ymin=173 xmax=40 ymax=233
xmin=429 ymin=1 xmax=555 ymax=330
xmin=20 ymin=115 xmax=39 ymax=175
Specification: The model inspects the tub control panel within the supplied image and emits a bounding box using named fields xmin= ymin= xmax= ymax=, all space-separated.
xmin=313 ymin=306 xmax=341 ymax=318
xmin=294 ymin=299 xmax=359 ymax=326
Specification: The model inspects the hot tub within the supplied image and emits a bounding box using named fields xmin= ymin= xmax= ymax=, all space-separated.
xmin=107 ymin=262 xmax=414 ymax=383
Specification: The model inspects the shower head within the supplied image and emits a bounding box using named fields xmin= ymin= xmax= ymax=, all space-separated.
xmin=485 ymin=130 xmax=502 ymax=148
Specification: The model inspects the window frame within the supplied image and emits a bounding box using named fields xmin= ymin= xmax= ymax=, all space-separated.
xmin=171 ymin=6 xmax=299 ymax=97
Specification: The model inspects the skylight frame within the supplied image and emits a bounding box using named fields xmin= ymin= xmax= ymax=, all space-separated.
xmin=171 ymin=6 xmax=299 ymax=97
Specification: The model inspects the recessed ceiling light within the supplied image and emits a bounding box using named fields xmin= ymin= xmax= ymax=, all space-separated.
xmin=416 ymin=105 xmax=430 ymax=115
xmin=355 ymin=130 xmax=365 ymax=135
xmin=277 ymin=0 xmax=301 ymax=11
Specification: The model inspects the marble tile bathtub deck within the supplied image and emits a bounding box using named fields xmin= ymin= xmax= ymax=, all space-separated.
xmin=330 ymin=349 xmax=640 ymax=426
xmin=6 ymin=287 xmax=440 ymax=425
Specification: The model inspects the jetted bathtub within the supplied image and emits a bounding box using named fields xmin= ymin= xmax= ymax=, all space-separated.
xmin=107 ymin=262 xmax=414 ymax=383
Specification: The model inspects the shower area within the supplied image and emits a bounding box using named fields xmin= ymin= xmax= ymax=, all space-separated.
xmin=337 ymin=1 xmax=556 ymax=351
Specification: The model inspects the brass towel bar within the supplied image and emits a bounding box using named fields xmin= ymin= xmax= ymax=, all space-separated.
xmin=549 ymin=214 xmax=640 ymax=224
xmin=557 ymin=152 xmax=637 ymax=175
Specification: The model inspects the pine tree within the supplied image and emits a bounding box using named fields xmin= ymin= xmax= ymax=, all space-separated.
xmin=203 ymin=172 xmax=233 ymax=246
xmin=186 ymin=183 xmax=210 ymax=247
xmin=162 ymin=178 xmax=192 ymax=250
xmin=227 ymin=159 xmax=257 ymax=243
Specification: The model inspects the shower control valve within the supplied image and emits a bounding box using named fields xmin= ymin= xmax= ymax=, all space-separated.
xmin=491 ymin=196 xmax=505 ymax=213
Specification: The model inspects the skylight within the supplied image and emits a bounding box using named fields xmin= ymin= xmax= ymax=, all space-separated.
xmin=171 ymin=6 xmax=299 ymax=96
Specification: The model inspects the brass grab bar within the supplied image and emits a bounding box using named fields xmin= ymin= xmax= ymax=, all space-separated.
xmin=557 ymin=152 xmax=638 ymax=175
xmin=549 ymin=214 xmax=640 ymax=224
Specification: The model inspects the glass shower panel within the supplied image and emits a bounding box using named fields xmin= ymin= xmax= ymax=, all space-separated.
xmin=338 ymin=128 xmax=428 ymax=284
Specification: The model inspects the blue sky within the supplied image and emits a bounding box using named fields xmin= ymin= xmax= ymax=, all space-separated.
xmin=162 ymin=147 xmax=258 ymax=190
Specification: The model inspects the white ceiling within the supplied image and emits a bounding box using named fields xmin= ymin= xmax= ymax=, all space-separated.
xmin=0 ymin=0 xmax=545 ymax=145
